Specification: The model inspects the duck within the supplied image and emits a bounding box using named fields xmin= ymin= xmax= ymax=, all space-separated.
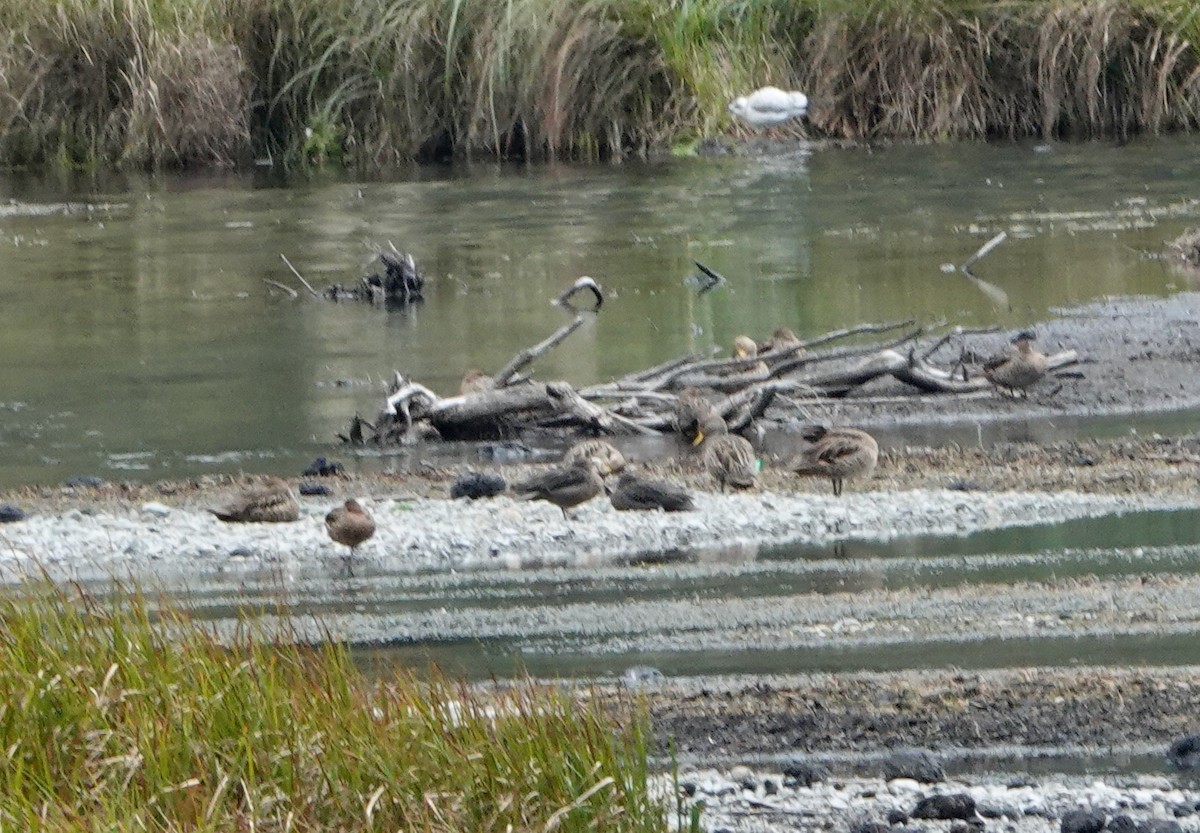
xmin=673 ymin=387 xmax=720 ymax=444
xmin=728 ymin=86 xmax=809 ymax=127
xmin=208 ymin=477 xmax=299 ymax=523
xmin=512 ymin=459 xmax=604 ymax=520
xmin=757 ymin=326 xmax=802 ymax=354
xmin=459 ymin=368 xmax=492 ymax=396
xmin=982 ymin=330 xmax=1048 ymax=397
xmin=562 ymin=438 xmax=626 ymax=477
xmin=695 ymin=415 xmax=758 ymax=492
xmin=732 ymin=335 xmax=758 ymax=359
xmin=325 ymin=499 xmax=376 ymax=576
xmin=789 ymin=425 xmax=879 ymax=497
xmin=609 ymin=471 xmax=694 ymax=512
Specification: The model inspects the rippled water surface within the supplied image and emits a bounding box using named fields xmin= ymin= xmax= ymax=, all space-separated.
xmin=3 ymin=138 xmax=1200 ymax=487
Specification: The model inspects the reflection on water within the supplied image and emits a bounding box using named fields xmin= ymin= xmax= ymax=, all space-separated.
xmin=2 ymin=138 xmax=1199 ymax=487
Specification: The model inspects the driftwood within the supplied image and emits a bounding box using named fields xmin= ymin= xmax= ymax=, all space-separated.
xmin=343 ymin=276 xmax=1082 ymax=445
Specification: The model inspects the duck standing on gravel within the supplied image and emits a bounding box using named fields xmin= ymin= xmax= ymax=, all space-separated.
xmin=562 ymin=438 xmax=626 ymax=477
xmin=512 ymin=459 xmax=604 ymax=520
xmin=982 ymin=330 xmax=1048 ymax=397
xmin=325 ymin=499 xmax=376 ymax=576
xmin=695 ymin=415 xmax=758 ymax=492
xmin=208 ymin=477 xmax=300 ymax=523
xmin=790 ymin=425 xmax=879 ymax=497
xmin=609 ymin=470 xmax=694 ymax=512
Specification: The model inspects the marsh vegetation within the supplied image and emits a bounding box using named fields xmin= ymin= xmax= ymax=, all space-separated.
xmin=3 ymin=0 xmax=1199 ymax=169
xmin=0 ymin=584 xmax=662 ymax=831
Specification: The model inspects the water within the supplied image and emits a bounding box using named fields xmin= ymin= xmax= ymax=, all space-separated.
xmin=3 ymin=138 xmax=1200 ymax=487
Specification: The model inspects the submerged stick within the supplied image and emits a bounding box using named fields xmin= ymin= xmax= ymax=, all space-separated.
xmin=262 ymin=279 xmax=299 ymax=299
xmin=279 ymin=253 xmax=321 ymax=298
xmin=961 ymin=231 xmax=1008 ymax=274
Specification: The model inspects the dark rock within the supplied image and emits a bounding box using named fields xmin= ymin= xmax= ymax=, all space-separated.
xmin=852 ymin=822 xmax=891 ymax=833
xmin=946 ymin=480 xmax=983 ymax=491
xmin=0 ymin=504 xmax=26 ymax=523
xmin=451 ymin=472 xmax=507 ymax=500
xmin=1060 ymin=809 xmax=1106 ymax=833
xmin=912 ymin=794 xmax=977 ymax=821
xmin=298 ymin=481 xmax=333 ymax=497
xmin=302 ymin=456 xmax=345 ymax=478
xmin=679 ymin=781 xmax=696 ymax=797
xmin=63 ymin=475 xmax=105 ymax=489
xmin=950 ymin=821 xmax=986 ymax=833
xmin=886 ymin=809 xmax=910 ymax=825
xmin=763 ymin=778 xmax=778 ymax=796
xmin=1108 ymin=815 xmax=1137 ymax=833
xmin=882 ymin=751 xmax=946 ymax=783
xmin=782 ymin=758 xmax=830 ymax=787
xmin=1139 ymin=821 xmax=1183 ymax=833
xmin=1007 ymin=775 xmax=1039 ymax=788
xmin=977 ymin=801 xmax=1017 ymax=820
xmin=1172 ymin=804 xmax=1195 ymax=818
xmin=1168 ymin=735 xmax=1200 ymax=769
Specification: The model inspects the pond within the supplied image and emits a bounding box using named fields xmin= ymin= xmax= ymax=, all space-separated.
xmin=2 ymin=137 xmax=1199 ymax=488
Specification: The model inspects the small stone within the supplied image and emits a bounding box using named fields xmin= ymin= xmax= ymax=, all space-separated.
xmin=886 ymin=809 xmax=910 ymax=825
xmin=763 ymin=779 xmax=779 ymax=795
xmin=299 ymin=481 xmax=333 ymax=497
xmin=1060 ymin=809 xmax=1106 ymax=833
xmin=141 ymin=502 xmax=171 ymax=518
xmin=852 ymin=822 xmax=891 ymax=833
xmin=729 ymin=765 xmax=754 ymax=789
xmin=1108 ymin=815 xmax=1138 ymax=833
xmin=882 ymin=751 xmax=946 ymax=783
xmin=679 ymin=781 xmax=696 ymax=798
xmin=950 ymin=821 xmax=986 ymax=833
xmin=1007 ymin=775 xmax=1039 ymax=788
xmin=1172 ymin=805 xmax=1194 ymax=819
xmin=64 ymin=475 xmax=105 ymax=489
xmin=782 ymin=758 xmax=830 ymax=787
xmin=913 ymin=794 xmax=977 ymax=821
xmin=621 ymin=666 xmax=664 ymax=689
xmin=1168 ymin=735 xmax=1200 ymax=769
xmin=0 ymin=504 xmax=27 ymax=523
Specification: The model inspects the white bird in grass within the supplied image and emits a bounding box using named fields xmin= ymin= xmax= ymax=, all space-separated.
xmin=728 ymin=86 xmax=809 ymax=127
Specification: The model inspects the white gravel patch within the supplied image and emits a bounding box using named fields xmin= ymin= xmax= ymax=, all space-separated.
xmin=670 ymin=768 xmax=1200 ymax=833
xmin=0 ymin=488 xmax=1180 ymax=586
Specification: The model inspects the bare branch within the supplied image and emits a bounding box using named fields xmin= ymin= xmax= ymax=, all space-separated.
xmin=279 ymin=253 xmax=321 ymax=298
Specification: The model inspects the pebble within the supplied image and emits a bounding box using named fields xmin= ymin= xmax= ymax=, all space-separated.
xmin=141 ymin=502 xmax=171 ymax=518
xmin=0 ymin=504 xmax=26 ymax=523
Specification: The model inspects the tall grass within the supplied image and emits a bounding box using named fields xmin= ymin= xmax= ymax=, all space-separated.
xmin=0 ymin=583 xmax=664 ymax=832
xmin=0 ymin=0 xmax=1198 ymax=169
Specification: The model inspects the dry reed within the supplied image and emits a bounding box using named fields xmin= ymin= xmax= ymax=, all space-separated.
xmin=0 ymin=0 xmax=1197 ymax=169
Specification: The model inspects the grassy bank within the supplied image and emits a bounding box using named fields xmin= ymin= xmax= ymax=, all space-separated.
xmin=0 ymin=584 xmax=666 ymax=831
xmin=0 ymin=0 xmax=1198 ymax=169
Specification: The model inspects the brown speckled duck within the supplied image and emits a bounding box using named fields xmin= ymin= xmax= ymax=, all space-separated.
xmin=609 ymin=470 xmax=694 ymax=512
xmin=208 ymin=478 xmax=299 ymax=523
xmin=512 ymin=459 xmax=604 ymax=520
xmin=673 ymin=387 xmax=720 ymax=444
xmin=695 ymin=415 xmax=758 ymax=492
xmin=982 ymin=330 xmax=1048 ymax=397
xmin=757 ymin=326 xmax=802 ymax=354
xmin=790 ymin=425 xmax=879 ymax=497
xmin=325 ymin=499 xmax=376 ymax=576
xmin=563 ymin=439 xmax=626 ymax=477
